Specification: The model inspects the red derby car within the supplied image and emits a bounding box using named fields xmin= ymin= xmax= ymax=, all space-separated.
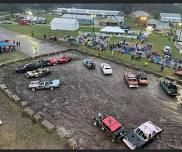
xmin=57 ymin=55 xmax=72 ymax=64
xmin=48 ymin=57 xmax=58 ymax=66
xmin=92 ymin=112 xmax=125 ymax=143
xmin=174 ymin=67 xmax=182 ymax=76
xmin=124 ymin=72 xmax=139 ymax=88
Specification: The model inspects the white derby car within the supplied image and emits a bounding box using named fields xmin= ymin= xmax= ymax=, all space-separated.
xmin=29 ymin=78 xmax=61 ymax=92
xmin=101 ymin=63 xmax=112 ymax=75
xmin=123 ymin=121 xmax=162 ymax=150
xmin=163 ymin=45 xmax=171 ymax=54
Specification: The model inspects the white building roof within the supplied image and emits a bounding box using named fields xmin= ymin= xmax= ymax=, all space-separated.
xmin=160 ymin=13 xmax=181 ymax=23
xmin=62 ymin=14 xmax=93 ymax=20
xmin=160 ymin=13 xmax=181 ymax=18
xmin=50 ymin=17 xmax=78 ymax=24
xmin=50 ymin=18 xmax=79 ymax=31
xmin=100 ymin=26 xmax=125 ymax=34
xmin=132 ymin=11 xmax=150 ymax=18
xmin=54 ymin=8 xmax=122 ymax=16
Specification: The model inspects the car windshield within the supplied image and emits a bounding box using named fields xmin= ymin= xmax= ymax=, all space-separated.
xmin=168 ymin=84 xmax=177 ymax=90
xmin=140 ymin=77 xmax=147 ymax=80
xmin=129 ymin=78 xmax=137 ymax=81
xmin=105 ymin=67 xmax=111 ymax=69
xmin=134 ymin=128 xmax=148 ymax=141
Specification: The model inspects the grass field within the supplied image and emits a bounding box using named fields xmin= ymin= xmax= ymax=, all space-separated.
xmin=0 ymin=24 xmax=100 ymax=38
xmin=0 ymin=51 xmax=28 ymax=64
xmin=0 ymin=12 xmax=9 ymax=16
xmin=0 ymin=91 xmax=65 ymax=149
xmin=0 ymin=23 xmax=182 ymax=79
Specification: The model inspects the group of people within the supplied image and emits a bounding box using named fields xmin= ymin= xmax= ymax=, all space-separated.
xmin=78 ymin=33 xmax=110 ymax=51
xmin=110 ymin=40 xmax=152 ymax=57
xmin=0 ymin=40 xmax=17 ymax=54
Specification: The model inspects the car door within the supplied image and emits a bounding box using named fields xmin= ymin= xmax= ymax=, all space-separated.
xmin=101 ymin=65 xmax=104 ymax=71
xmin=44 ymin=81 xmax=50 ymax=89
xmin=37 ymin=82 xmax=45 ymax=89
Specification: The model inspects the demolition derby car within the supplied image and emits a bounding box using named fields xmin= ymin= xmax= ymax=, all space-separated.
xmin=160 ymin=78 xmax=178 ymax=96
xmin=83 ymin=58 xmax=96 ymax=69
xmin=92 ymin=112 xmax=125 ymax=142
xmin=48 ymin=57 xmax=58 ymax=66
xmin=124 ymin=72 xmax=139 ymax=88
xmin=57 ymin=55 xmax=72 ymax=64
xmin=15 ymin=63 xmax=40 ymax=73
xmin=123 ymin=121 xmax=162 ymax=150
xmin=100 ymin=63 xmax=112 ymax=75
xmin=26 ymin=67 xmax=51 ymax=78
xmin=28 ymin=78 xmax=61 ymax=92
xmin=163 ymin=44 xmax=172 ymax=55
xmin=38 ymin=59 xmax=51 ymax=67
xmin=136 ymin=71 xmax=149 ymax=85
xmin=174 ymin=67 xmax=182 ymax=76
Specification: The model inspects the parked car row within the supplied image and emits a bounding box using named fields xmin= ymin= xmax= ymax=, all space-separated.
xmin=15 ymin=55 xmax=72 ymax=73
xmin=124 ymin=71 xmax=149 ymax=88
xmin=15 ymin=54 xmax=72 ymax=92
xmin=92 ymin=112 xmax=162 ymax=150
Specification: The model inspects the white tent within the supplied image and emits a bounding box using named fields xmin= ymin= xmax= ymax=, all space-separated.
xmin=100 ymin=26 xmax=125 ymax=34
xmin=50 ymin=18 xmax=79 ymax=31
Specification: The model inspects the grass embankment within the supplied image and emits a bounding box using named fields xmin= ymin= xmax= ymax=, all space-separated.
xmin=0 ymin=23 xmax=181 ymax=79
xmin=0 ymin=91 xmax=64 ymax=149
xmin=0 ymin=51 xmax=28 ymax=64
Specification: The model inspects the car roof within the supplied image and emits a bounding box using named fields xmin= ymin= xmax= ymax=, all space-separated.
xmin=102 ymin=116 xmax=122 ymax=132
xmin=102 ymin=63 xmax=110 ymax=68
xmin=138 ymin=121 xmax=161 ymax=136
xmin=127 ymin=73 xmax=136 ymax=78
xmin=86 ymin=58 xmax=92 ymax=62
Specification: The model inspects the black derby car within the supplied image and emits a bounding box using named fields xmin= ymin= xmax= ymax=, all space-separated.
xmin=160 ymin=78 xmax=178 ymax=96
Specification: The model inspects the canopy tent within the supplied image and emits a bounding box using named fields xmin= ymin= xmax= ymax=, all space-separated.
xmin=0 ymin=41 xmax=15 ymax=47
xmin=100 ymin=26 xmax=125 ymax=34
xmin=50 ymin=18 xmax=79 ymax=31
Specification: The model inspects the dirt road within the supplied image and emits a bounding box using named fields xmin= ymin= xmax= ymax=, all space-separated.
xmin=0 ymin=27 xmax=67 ymax=57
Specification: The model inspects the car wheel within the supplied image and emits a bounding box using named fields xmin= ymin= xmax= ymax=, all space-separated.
xmin=53 ymin=63 xmax=56 ymax=66
xmin=32 ymin=88 xmax=36 ymax=92
xmin=93 ymin=121 xmax=98 ymax=126
xmin=101 ymin=127 xmax=105 ymax=132
xmin=50 ymin=87 xmax=54 ymax=90
xmin=111 ymin=139 xmax=117 ymax=143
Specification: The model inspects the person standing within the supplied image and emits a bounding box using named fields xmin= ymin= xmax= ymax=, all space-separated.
xmin=16 ymin=42 xmax=18 ymax=48
xmin=44 ymin=34 xmax=47 ymax=39
xmin=160 ymin=63 xmax=164 ymax=72
xmin=31 ymin=31 xmax=34 ymax=37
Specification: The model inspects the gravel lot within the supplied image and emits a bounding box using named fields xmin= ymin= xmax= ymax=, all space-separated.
xmin=0 ymin=50 xmax=182 ymax=149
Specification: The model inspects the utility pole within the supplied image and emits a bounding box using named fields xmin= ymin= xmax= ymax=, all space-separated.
xmin=92 ymin=14 xmax=95 ymax=32
xmin=179 ymin=14 xmax=182 ymax=42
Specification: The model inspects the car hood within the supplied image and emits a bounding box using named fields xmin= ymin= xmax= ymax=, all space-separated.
xmin=51 ymin=79 xmax=61 ymax=86
xmin=123 ymin=131 xmax=146 ymax=150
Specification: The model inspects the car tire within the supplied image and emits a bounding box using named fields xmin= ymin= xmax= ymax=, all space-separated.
xmin=101 ymin=127 xmax=105 ymax=132
xmin=32 ymin=88 xmax=36 ymax=92
xmin=111 ymin=139 xmax=117 ymax=143
xmin=50 ymin=87 xmax=54 ymax=90
xmin=93 ymin=121 xmax=98 ymax=126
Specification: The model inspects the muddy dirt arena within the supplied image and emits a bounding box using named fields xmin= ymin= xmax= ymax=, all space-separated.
xmin=1 ymin=50 xmax=182 ymax=149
